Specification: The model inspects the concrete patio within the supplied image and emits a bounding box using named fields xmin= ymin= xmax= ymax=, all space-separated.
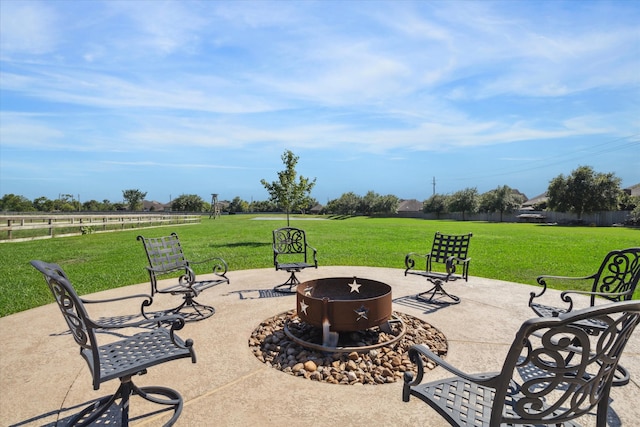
xmin=2 ymin=266 xmax=639 ymax=426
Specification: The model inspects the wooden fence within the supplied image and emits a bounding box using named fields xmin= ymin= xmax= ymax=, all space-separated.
xmin=0 ymin=214 xmax=201 ymax=242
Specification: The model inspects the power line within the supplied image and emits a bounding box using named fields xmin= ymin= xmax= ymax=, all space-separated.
xmin=446 ymin=134 xmax=639 ymax=183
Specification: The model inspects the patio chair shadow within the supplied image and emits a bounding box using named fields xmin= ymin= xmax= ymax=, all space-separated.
xmin=226 ymin=288 xmax=294 ymax=300
xmin=392 ymin=295 xmax=451 ymax=314
xmin=210 ymin=241 xmax=270 ymax=248
xmin=9 ymin=397 xmax=175 ymax=427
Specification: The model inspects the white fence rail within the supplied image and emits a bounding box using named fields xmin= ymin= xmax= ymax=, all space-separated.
xmin=0 ymin=214 xmax=201 ymax=242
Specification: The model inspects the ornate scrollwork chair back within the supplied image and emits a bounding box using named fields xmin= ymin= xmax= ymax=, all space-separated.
xmin=272 ymin=227 xmax=318 ymax=293
xmin=403 ymin=301 xmax=640 ymax=426
xmin=30 ymin=260 xmax=196 ymax=426
xmin=137 ymin=232 xmax=229 ymax=321
xmin=530 ymin=248 xmax=640 ymax=316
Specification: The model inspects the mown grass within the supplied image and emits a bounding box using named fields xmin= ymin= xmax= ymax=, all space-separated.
xmin=1 ymin=214 xmax=638 ymax=317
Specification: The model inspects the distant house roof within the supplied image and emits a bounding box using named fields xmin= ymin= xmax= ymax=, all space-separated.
xmin=625 ymin=184 xmax=640 ymax=197
xmin=309 ymin=204 xmax=323 ymax=213
xmin=521 ymin=192 xmax=548 ymax=209
xmin=397 ymin=199 xmax=423 ymax=212
xmin=143 ymin=200 xmax=168 ymax=211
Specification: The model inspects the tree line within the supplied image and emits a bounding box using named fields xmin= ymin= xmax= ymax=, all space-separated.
xmin=1 ymin=161 xmax=638 ymax=225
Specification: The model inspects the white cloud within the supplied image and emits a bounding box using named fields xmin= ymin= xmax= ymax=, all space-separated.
xmin=0 ymin=1 xmax=59 ymax=54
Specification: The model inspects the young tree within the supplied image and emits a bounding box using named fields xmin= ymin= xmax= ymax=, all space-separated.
xmin=122 ymin=189 xmax=147 ymax=211
xmin=260 ymin=150 xmax=316 ymax=226
xmin=448 ymin=187 xmax=478 ymax=221
xmin=547 ymin=166 xmax=621 ymax=220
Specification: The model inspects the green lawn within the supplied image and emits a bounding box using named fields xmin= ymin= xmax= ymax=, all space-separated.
xmin=1 ymin=214 xmax=638 ymax=317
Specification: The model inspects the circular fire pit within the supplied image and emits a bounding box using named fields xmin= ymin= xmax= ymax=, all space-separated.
xmin=285 ymin=277 xmax=405 ymax=352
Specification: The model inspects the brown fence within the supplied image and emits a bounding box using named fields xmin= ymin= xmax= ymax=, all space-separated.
xmin=0 ymin=214 xmax=201 ymax=242
xmin=395 ymin=210 xmax=634 ymax=226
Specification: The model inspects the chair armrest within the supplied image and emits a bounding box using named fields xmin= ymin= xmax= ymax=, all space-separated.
xmin=82 ymin=293 xmax=154 ymax=319
xmin=404 ymin=252 xmax=429 ymax=275
xmin=528 ymin=274 xmax=596 ymax=307
xmin=187 ymin=256 xmax=229 ymax=277
xmin=307 ymin=244 xmax=319 ymax=267
xmin=445 ymin=256 xmax=471 ymax=275
xmin=404 ymin=344 xmax=500 ymax=388
xmin=81 ymin=293 xmax=153 ymax=305
xmin=558 ymin=289 xmax=634 ymax=312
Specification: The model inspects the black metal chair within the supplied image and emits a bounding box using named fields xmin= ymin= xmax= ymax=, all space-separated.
xmin=137 ymin=232 xmax=229 ymax=321
xmin=30 ymin=260 xmax=196 ymax=426
xmin=403 ymin=300 xmax=640 ymax=426
xmin=529 ymin=247 xmax=640 ymax=320
xmin=404 ymin=232 xmax=472 ymax=304
xmin=272 ymin=227 xmax=318 ymax=293
xmin=528 ymin=247 xmax=640 ymax=386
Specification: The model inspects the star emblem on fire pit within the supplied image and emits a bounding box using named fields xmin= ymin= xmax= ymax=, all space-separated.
xmin=303 ymin=285 xmax=313 ymax=296
xmin=354 ymin=305 xmax=369 ymax=321
xmin=300 ymin=300 xmax=309 ymax=315
xmin=348 ymin=279 xmax=362 ymax=293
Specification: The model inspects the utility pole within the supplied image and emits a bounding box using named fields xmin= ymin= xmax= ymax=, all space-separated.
xmin=432 ymin=177 xmax=436 ymax=196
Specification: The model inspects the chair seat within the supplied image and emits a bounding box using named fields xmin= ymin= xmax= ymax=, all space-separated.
xmin=530 ymin=302 xmax=609 ymax=333
xmin=89 ymin=329 xmax=193 ymax=383
xmin=412 ymin=376 xmax=581 ymax=427
xmin=157 ymin=278 xmax=228 ymax=296
xmin=277 ymin=262 xmax=314 ymax=271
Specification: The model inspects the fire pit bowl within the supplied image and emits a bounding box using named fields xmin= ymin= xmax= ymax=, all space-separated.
xmin=296 ymin=277 xmax=392 ymax=331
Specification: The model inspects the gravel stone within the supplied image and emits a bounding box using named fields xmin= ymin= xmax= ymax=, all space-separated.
xmin=248 ymin=310 xmax=448 ymax=385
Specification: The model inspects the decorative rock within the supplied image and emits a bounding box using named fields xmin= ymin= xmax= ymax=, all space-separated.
xmin=249 ymin=310 xmax=448 ymax=386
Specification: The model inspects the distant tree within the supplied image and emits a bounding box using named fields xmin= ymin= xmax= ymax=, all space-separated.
xmin=0 ymin=194 xmax=35 ymax=212
xmin=423 ymin=194 xmax=449 ymax=219
xmin=251 ymin=200 xmax=278 ymax=212
xmin=33 ymin=196 xmax=54 ymax=212
xmin=228 ymin=196 xmax=249 ymax=213
xmin=360 ymin=191 xmax=379 ymax=215
xmin=302 ymin=197 xmax=319 ymax=213
xmin=122 ymin=189 xmax=147 ymax=211
xmin=260 ymin=150 xmax=316 ymax=226
xmin=171 ymin=194 xmax=205 ymax=212
xmin=448 ymin=187 xmax=478 ymax=221
xmin=326 ymin=192 xmax=361 ymax=215
xmin=628 ymin=206 xmax=640 ymax=226
xmin=82 ymin=200 xmax=103 ymax=211
xmin=374 ymin=194 xmax=400 ymax=214
xmin=618 ymin=193 xmax=640 ymax=211
xmin=547 ymin=166 xmax=621 ymax=220
xmin=481 ymin=185 xmax=525 ymax=222
xmin=101 ymin=199 xmax=115 ymax=211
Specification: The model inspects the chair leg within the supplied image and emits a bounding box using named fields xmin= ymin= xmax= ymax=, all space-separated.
xmin=69 ymin=376 xmax=184 ymax=427
xmin=273 ymin=270 xmax=300 ymax=294
xmin=416 ymin=279 xmax=460 ymax=305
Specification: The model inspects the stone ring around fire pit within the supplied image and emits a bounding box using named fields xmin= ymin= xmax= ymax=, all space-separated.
xmin=283 ymin=277 xmax=406 ymax=352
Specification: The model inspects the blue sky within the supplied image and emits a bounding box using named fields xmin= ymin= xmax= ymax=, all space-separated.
xmin=1 ymin=0 xmax=638 ymax=205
